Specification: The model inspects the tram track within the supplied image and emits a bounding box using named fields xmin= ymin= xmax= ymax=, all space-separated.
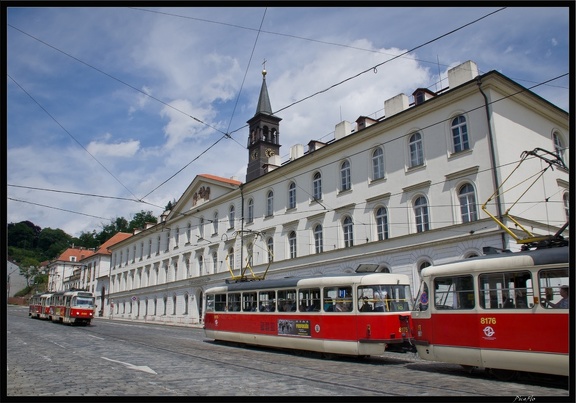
xmin=9 ymin=307 xmax=568 ymax=396
xmin=81 ymin=321 xmax=501 ymax=396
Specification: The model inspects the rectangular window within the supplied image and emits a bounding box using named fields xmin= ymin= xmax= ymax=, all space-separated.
xmin=478 ymin=271 xmax=532 ymax=309
xmin=227 ymin=293 xmax=241 ymax=311
xmin=538 ymin=267 xmax=569 ymax=309
xmin=434 ymin=275 xmax=475 ymax=310
xmin=214 ymin=293 xmax=227 ymax=312
xmin=323 ymin=286 xmax=352 ymax=312
xmin=277 ymin=289 xmax=297 ymax=312
xmin=298 ymin=288 xmax=321 ymax=312
xmin=242 ymin=292 xmax=257 ymax=312
xmin=258 ymin=290 xmax=276 ymax=312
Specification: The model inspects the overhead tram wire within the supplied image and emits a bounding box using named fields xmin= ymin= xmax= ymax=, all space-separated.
xmin=225 ymin=7 xmax=508 ymax=139
xmin=7 ymin=24 xmax=226 ymax=137
xmin=224 ymin=7 xmax=268 ymax=136
xmin=7 ymin=184 xmax=165 ymax=211
xmin=8 ymin=74 xmax=141 ymax=203
xmin=8 ymin=197 xmax=112 ymax=221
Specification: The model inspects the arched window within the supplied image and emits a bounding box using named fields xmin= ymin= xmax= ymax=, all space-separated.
xmin=375 ymin=207 xmax=389 ymax=241
xmin=186 ymin=222 xmax=191 ymax=243
xmin=228 ymin=205 xmax=235 ymax=229
xmin=458 ymin=183 xmax=478 ymax=223
xmin=172 ymin=295 xmax=177 ymax=315
xmin=184 ymin=293 xmax=189 ymax=315
xmin=198 ymin=255 xmax=203 ymax=275
xmin=372 ymin=147 xmax=384 ymax=180
xmin=288 ymin=182 xmax=296 ymax=209
xmin=212 ymin=252 xmax=218 ymax=273
xmin=414 ymin=196 xmax=430 ymax=232
xmin=266 ymin=190 xmax=274 ymax=216
xmin=266 ymin=237 xmax=274 ymax=263
xmin=213 ymin=212 xmax=218 ymax=235
xmin=343 ymin=216 xmax=354 ymax=247
xmin=553 ymin=132 xmax=566 ymax=163
xmin=228 ymin=248 xmax=235 ymax=270
xmin=418 ymin=260 xmax=432 ymax=275
xmin=340 ymin=160 xmax=351 ymax=191
xmin=314 ymin=224 xmax=323 ymax=254
xmin=288 ymin=231 xmax=297 ymax=259
xmin=246 ymin=243 xmax=254 ymax=266
xmin=451 ymin=115 xmax=469 ymax=152
xmin=563 ymin=192 xmax=570 ymax=220
xmin=199 ymin=217 xmax=204 ymax=239
xmin=313 ymin=172 xmax=322 ymax=201
xmin=409 ymin=132 xmax=424 ymax=167
xmin=247 ymin=198 xmax=254 ymax=223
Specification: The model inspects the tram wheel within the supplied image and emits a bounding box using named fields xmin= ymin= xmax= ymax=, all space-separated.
xmin=489 ymin=368 xmax=518 ymax=381
xmin=321 ymin=353 xmax=337 ymax=360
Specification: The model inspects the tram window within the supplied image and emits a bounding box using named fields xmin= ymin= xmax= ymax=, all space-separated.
xmin=358 ymin=285 xmax=413 ymax=312
xmin=478 ymin=271 xmax=533 ymax=309
xmin=258 ymin=290 xmax=276 ymax=312
xmin=277 ymin=289 xmax=297 ymax=312
xmin=228 ymin=293 xmax=241 ymax=311
xmin=242 ymin=292 xmax=257 ymax=311
xmin=539 ymin=268 xmax=569 ymax=309
xmin=214 ymin=294 xmax=227 ymax=312
xmin=206 ymin=294 xmax=215 ymax=312
xmin=324 ymin=286 xmax=352 ymax=312
xmin=413 ymin=282 xmax=429 ymax=311
xmin=298 ymin=288 xmax=320 ymax=312
xmin=434 ymin=275 xmax=474 ymax=310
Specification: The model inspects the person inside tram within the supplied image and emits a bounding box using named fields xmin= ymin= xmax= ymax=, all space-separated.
xmin=502 ymin=291 xmax=515 ymax=308
xmin=359 ymin=296 xmax=372 ymax=312
xmin=546 ymin=285 xmax=569 ymax=309
xmin=373 ymin=290 xmax=387 ymax=312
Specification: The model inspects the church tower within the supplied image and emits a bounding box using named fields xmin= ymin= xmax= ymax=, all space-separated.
xmin=246 ymin=67 xmax=282 ymax=182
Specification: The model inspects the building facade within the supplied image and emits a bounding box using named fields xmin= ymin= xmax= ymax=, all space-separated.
xmin=62 ymin=60 xmax=569 ymax=325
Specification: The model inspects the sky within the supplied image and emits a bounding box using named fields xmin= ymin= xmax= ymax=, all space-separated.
xmin=5 ymin=4 xmax=571 ymax=238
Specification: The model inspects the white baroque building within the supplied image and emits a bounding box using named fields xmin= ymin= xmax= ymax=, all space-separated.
xmin=102 ymin=60 xmax=569 ymax=325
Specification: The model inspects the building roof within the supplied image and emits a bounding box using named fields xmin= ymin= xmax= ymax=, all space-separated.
xmin=198 ymin=173 xmax=242 ymax=186
xmin=57 ymin=247 xmax=95 ymax=262
xmin=95 ymin=232 xmax=132 ymax=255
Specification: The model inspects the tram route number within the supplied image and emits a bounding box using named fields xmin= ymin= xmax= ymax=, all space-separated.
xmin=398 ymin=326 xmax=409 ymax=333
xmin=480 ymin=317 xmax=496 ymax=325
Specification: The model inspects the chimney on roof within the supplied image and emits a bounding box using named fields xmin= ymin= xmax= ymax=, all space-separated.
xmin=447 ymin=60 xmax=479 ymax=88
xmin=384 ymin=93 xmax=409 ymax=117
xmin=334 ymin=120 xmax=353 ymax=140
xmin=290 ymin=144 xmax=304 ymax=161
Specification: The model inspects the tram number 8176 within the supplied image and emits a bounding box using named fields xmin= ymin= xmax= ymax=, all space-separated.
xmin=480 ymin=317 xmax=496 ymax=325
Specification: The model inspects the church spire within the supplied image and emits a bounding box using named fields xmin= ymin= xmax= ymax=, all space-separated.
xmin=255 ymin=68 xmax=273 ymax=115
xmin=246 ymin=65 xmax=282 ymax=183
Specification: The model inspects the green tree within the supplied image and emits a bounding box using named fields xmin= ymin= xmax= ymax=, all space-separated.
xmin=37 ymin=228 xmax=72 ymax=259
xmin=7 ymin=221 xmax=40 ymax=249
xmin=128 ymin=210 xmax=157 ymax=232
xmin=96 ymin=217 xmax=130 ymax=244
xmin=73 ymin=230 xmax=100 ymax=249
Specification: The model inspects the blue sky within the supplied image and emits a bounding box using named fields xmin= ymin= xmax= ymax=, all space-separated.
xmin=6 ymin=5 xmax=570 ymax=237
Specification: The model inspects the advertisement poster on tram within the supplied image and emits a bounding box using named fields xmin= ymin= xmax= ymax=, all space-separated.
xmin=278 ymin=319 xmax=311 ymax=337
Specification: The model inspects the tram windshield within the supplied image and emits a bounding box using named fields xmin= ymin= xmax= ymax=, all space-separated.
xmin=357 ymin=284 xmax=412 ymax=312
xmin=74 ymin=296 xmax=94 ymax=308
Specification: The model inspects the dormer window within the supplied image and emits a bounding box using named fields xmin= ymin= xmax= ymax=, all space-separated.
xmin=70 ymin=256 xmax=77 ymax=262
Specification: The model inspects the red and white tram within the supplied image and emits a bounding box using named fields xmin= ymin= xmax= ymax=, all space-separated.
xmin=47 ymin=289 xmax=95 ymax=325
xmin=410 ymin=245 xmax=569 ymax=378
xmin=28 ymin=293 xmax=44 ymax=318
xmin=204 ymin=268 xmax=414 ymax=357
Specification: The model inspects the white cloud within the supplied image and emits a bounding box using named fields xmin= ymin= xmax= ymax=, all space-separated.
xmin=86 ymin=139 xmax=141 ymax=157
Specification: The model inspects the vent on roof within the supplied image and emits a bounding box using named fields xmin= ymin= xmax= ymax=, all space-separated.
xmin=308 ymin=140 xmax=326 ymax=153
xmin=355 ymin=116 xmax=378 ymax=131
xmin=412 ymin=88 xmax=436 ymax=105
